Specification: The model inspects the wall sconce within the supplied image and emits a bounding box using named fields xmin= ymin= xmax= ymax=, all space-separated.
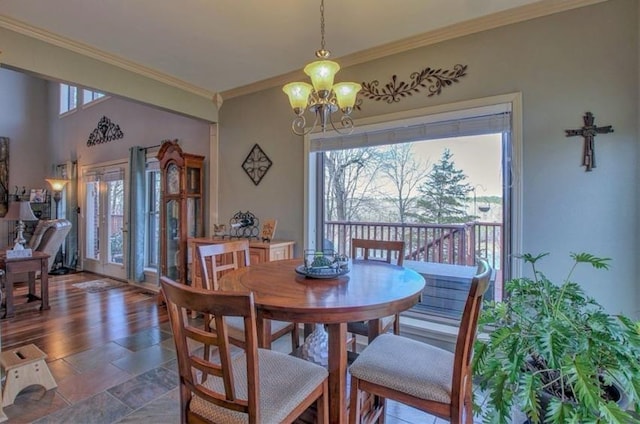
xmin=4 ymin=200 xmax=37 ymax=250
xmin=45 ymin=178 xmax=70 ymax=219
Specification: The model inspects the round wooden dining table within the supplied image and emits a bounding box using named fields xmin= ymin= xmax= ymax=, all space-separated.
xmin=219 ymin=258 xmax=426 ymax=424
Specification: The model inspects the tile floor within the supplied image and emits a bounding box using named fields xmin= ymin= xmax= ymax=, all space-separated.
xmin=3 ymin=323 xmax=491 ymax=424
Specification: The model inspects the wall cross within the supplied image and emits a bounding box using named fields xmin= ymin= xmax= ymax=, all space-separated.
xmin=565 ymin=112 xmax=613 ymax=172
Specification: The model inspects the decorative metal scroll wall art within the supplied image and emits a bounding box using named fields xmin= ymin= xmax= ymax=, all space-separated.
xmin=87 ymin=116 xmax=124 ymax=147
xmin=565 ymin=112 xmax=614 ymax=172
xmin=229 ymin=211 xmax=260 ymax=238
xmin=242 ymin=143 xmax=272 ymax=185
xmin=357 ymin=64 xmax=468 ymax=106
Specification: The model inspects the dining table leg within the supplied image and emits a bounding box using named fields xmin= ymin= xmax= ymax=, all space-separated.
xmin=327 ymin=322 xmax=347 ymax=424
xmin=256 ymin=312 xmax=272 ymax=349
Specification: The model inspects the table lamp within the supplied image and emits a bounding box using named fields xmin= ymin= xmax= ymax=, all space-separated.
xmin=4 ymin=200 xmax=38 ymax=250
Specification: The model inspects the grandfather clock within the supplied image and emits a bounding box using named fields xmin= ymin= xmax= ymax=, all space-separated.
xmin=157 ymin=140 xmax=204 ymax=284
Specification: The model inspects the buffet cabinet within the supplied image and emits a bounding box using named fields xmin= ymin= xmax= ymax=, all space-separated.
xmin=189 ymin=238 xmax=294 ymax=289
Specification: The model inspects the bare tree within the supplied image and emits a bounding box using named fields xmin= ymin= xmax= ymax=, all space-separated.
xmin=324 ymin=148 xmax=382 ymax=222
xmin=379 ymin=144 xmax=430 ymax=223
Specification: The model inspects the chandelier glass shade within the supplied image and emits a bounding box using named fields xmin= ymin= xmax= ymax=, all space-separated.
xmin=283 ymin=0 xmax=361 ymax=136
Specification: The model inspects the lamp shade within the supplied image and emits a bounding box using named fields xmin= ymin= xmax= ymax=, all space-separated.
xmin=283 ymin=82 xmax=313 ymax=112
xmin=333 ymin=82 xmax=362 ymax=109
xmin=46 ymin=178 xmax=70 ymax=192
xmin=304 ymin=60 xmax=340 ymax=93
xmin=4 ymin=201 xmax=37 ymax=221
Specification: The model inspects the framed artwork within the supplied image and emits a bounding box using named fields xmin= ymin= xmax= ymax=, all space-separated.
xmin=0 ymin=137 xmax=8 ymax=217
xmin=30 ymin=188 xmax=47 ymax=203
xmin=261 ymin=218 xmax=277 ymax=242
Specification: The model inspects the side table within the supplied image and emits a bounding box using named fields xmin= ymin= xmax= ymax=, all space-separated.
xmin=1 ymin=251 xmax=50 ymax=318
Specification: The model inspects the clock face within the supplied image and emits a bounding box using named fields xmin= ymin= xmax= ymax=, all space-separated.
xmin=167 ymin=163 xmax=180 ymax=194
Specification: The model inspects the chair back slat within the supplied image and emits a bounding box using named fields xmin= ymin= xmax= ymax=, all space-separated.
xmin=160 ymin=276 xmax=261 ymax=422
xmin=450 ymin=259 xmax=492 ymax=408
xmin=198 ymin=240 xmax=251 ymax=291
xmin=351 ymin=238 xmax=405 ymax=266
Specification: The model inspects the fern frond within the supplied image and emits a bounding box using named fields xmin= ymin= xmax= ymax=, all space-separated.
xmin=598 ymin=401 xmax=640 ymax=424
xmin=487 ymin=371 xmax=513 ymax=423
xmin=518 ymin=252 xmax=549 ymax=264
xmin=519 ymin=373 xmax=541 ymax=423
xmin=570 ymin=252 xmax=611 ymax=270
xmin=568 ymin=355 xmax=601 ymax=410
xmin=545 ymin=396 xmax=575 ymax=424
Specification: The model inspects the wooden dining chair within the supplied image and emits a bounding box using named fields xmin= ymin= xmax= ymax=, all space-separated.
xmin=197 ymin=240 xmax=300 ymax=352
xmin=348 ymin=239 xmax=406 ymax=351
xmin=348 ymin=260 xmax=492 ymax=424
xmin=160 ymin=276 xmax=329 ymax=424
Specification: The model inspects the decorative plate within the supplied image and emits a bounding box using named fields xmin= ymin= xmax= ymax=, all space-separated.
xmin=295 ymin=265 xmax=350 ymax=279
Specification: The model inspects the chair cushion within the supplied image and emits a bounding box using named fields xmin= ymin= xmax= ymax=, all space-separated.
xmin=210 ymin=316 xmax=294 ymax=342
xmin=347 ymin=315 xmax=396 ymax=336
xmin=190 ymin=348 xmax=327 ymax=423
xmin=349 ymin=333 xmax=454 ymax=404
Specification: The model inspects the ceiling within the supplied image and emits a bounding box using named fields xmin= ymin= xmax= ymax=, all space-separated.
xmin=0 ymin=0 xmax=594 ymax=99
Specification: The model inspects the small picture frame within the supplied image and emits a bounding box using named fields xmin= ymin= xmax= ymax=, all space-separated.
xmin=261 ymin=219 xmax=277 ymax=242
xmin=29 ymin=188 xmax=47 ymax=203
xmin=213 ymin=224 xmax=227 ymax=237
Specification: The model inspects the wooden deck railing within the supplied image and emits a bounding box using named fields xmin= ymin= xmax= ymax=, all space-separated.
xmin=324 ymin=220 xmax=503 ymax=317
xmin=325 ymin=220 xmax=502 ymax=270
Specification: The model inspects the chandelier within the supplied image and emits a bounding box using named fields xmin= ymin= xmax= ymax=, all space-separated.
xmin=283 ymin=0 xmax=361 ymax=136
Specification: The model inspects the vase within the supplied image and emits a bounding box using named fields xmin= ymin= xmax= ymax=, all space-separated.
xmin=300 ymin=323 xmax=328 ymax=367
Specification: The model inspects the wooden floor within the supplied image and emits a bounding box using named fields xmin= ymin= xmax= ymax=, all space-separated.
xmin=0 ymin=272 xmax=464 ymax=423
xmin=1 ymin=271 xmax=168 ymax=360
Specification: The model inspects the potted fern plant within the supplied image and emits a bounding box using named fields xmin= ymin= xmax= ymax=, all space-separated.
xmin=473 ymin=252 xmax=640 ymax=423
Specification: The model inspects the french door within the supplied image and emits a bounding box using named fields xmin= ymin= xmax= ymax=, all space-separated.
xmin=81 ymin=163 xmax=127 ymax=279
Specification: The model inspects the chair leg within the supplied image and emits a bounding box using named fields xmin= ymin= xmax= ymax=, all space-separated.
xmin=349 ymin=375 xmax=361 ymax=423
xmin=464 ymin=375 xmax=473 ymax=424
xmin=317 ymin=380 xmax=329 ymax=424
xmin=291 ymin=323 xmax=300 ymax=351
xmin=393 ymin=313 xmax=400 ymax=335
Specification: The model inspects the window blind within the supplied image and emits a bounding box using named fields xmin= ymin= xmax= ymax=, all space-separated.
xmin=310 ymin=103 xmax=511 ymax=153
xmin=82 ymin=167 xmax=124 ymax=182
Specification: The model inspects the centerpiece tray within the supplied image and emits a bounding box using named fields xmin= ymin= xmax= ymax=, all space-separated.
xmin=295 ymin=265 xmax=350 ymax=279
xmin=296 ymin=249 xmax=350 ymax=279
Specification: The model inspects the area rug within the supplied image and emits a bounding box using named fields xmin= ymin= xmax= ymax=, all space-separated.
xmin=72 ymin=279 xmax=126 ymax=293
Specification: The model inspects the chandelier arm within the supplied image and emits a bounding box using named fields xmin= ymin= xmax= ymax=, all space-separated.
xmin=328 ymin=113 xmax=355 ymax=136
xmin=292 ymin=113 xmax=320 ymax=137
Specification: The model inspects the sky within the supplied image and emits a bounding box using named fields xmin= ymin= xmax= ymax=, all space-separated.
xmin=410 ymin=133 xmax=503 ymax=197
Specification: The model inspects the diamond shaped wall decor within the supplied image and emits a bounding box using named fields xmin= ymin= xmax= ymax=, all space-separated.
xmin=242 ymin=144 xmax=272 ymax=186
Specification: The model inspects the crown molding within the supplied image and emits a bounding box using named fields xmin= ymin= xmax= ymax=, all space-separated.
xmin=221 ymin=0 xmax=606 ymax=100
xmin=0 ymin=14 xmax=217 ymax=100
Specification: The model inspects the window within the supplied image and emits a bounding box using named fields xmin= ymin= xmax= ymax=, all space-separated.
xmin=145 ymin=166 xmax=161 ymax=269
xmin=306 ymin=99 xmax=520 ymax=322
xmin=82 ymin=89 xmax=105 ymax=105
xmin=59 ymin=83 xmax=77 ymax=115
xmin=60 ymin=84 xmax=106 ymax=115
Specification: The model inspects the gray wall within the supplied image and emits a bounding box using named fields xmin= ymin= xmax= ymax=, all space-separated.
xmin=219 ymin=0 xmax=639 ymax=316
xmin=0 ymin=69 xmax=211 ymax=251
xmin=47 ymin=84 xmax=210 ymax=166
xmin=0 ymin=68 xmax=51 ymax=244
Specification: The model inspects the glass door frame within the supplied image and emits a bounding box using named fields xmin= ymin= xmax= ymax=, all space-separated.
xmin=79 ymin=160 xmax=128 ymax=280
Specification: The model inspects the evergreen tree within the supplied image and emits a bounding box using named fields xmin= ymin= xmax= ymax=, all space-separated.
xmin=415 ymin=148 xmax=473 ymax=224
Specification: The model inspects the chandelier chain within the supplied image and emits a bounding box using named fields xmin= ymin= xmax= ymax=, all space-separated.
xmin=319 ymin=0 xmax=325 ymax=52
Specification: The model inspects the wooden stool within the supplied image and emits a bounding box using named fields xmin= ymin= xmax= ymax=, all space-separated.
xmin=0 ymin=344 xmax=57 ymax=407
